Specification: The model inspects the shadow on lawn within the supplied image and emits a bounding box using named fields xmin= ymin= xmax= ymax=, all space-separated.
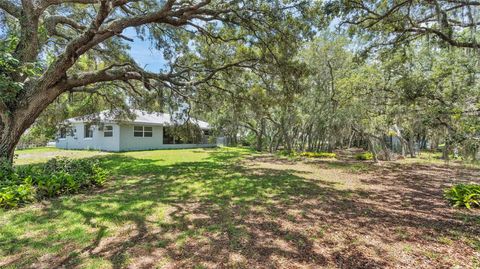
xmin=2 ymin=150 xmax=480 ymax=268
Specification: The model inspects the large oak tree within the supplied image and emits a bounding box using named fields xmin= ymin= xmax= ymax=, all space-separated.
xmin=0 ymin=0 xmax=310 ymax=161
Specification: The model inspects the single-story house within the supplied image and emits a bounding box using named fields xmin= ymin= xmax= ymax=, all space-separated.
xmin=56 ymin=110 xmax=218 ymax=151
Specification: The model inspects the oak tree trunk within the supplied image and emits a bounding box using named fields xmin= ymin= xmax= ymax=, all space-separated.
xmin=0 ymin=132 xmax=18 ymax=163
xmin=368 ymin=138 xmax=379 ymax=163
xmin=0 ymin=87 xmax=61 ymax=164
xmin=407 ymin=138 xmax=416 ymax=158
xmin=0 ymin=115 xmax=27 ymax=163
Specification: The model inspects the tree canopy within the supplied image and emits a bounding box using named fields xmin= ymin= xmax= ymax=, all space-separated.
xmin=0 ymin=0 xmax=479 ymax=163
xmin=0 ymin=0 xmax=314 ymax=160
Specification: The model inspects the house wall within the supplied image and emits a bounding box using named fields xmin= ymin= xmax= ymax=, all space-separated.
xmin=97 ymin=124 xmax=121 ymax=151
xmin=118 ymin=123 xmax=217 ymax=151
xmin=119 ymin=124 xmax=164 ymax=151
xmin=55 ymin=123 xmax=121 ymax=151
xmin=56 ymin=122 xmax=217 ymax=151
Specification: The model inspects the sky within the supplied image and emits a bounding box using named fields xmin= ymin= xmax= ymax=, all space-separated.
xmin=123 ymin=27 xmax=167 ymax=72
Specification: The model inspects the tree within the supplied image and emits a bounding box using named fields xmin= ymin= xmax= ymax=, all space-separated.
xmin=326 ymin=0 xmax=480 ymax=160
xmin=0 ymin=0 xmax=310 ymax=162
xmin=330 ymin=0 xmax=480 ymax=49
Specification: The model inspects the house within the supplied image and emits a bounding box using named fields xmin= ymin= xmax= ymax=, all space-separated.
xmin=55 ymin=110 xmax=217 ymax=151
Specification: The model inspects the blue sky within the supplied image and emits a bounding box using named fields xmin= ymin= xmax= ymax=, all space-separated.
xmin=123 ymin=27 xmax=166 ymax=72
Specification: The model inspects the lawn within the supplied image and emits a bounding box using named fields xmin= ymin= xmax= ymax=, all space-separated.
xmin=1 ymin=147 xmax=480 ymax=268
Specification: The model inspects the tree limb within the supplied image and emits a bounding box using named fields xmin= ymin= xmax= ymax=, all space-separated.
xmin=44 ymin=15 xmax=87 ymax=39
xmin=0 ymin=0 xmax=21 ymax=17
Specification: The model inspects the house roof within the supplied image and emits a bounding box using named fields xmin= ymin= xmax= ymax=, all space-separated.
xmin=66 ymin=109 xmax=210 ymax=129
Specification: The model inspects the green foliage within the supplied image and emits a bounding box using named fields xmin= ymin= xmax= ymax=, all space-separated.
xmin=0 ymin=158 xmax=108 ymax=208
xmin=0 ymin=37 xmax=41 ymax=104
xmin=17 ymin=124 xmax=56 ymax=148
xmin=277 ymin=150 xmax=296 ymax=157
xmin=300 ymin=152 xmax=336 ymax=159
xmin=444 ymin=184 xmax=480 ymax=209
xmin=355 ymin=152 xmax=373 ymax=161
xmin=0 ymin=157 xmax=16 ymax=180
xmin=0 ymin=178 xmax=35 ymax=208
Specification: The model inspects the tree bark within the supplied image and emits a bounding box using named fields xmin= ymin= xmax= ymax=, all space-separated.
xmin=442 ymin=139 xmax=450 ymax=160
xmin=380 ymin=138 xmax=392 ymax=161
xmin=255 ymin=118 xmax=266 ymax=152
xmin=407 ymin=138 xmax=416 ymax=158
xmin=0 ymin=127 xmax=18 ymax=163
xmin=368 ymin=138 xmax=379 ymax=163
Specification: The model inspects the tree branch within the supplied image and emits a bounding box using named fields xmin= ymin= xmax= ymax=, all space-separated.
xmin=44 ymin=15 xmax=87 ymax=39
xmin=37 ymin=0 xmax=98 ymax=12
xmin=342 ymin=0 xmax=480 ymax=49
xmin=0 ymin=0 xmax=21 ymax=17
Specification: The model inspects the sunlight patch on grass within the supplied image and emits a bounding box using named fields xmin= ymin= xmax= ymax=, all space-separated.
xmin=81 ymin=257 xmax=112 ymax=269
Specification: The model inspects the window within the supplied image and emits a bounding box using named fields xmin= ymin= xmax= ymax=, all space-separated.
xmin=104 ymin=125 xmax=113 ymax=137
xmin=144 ymin=126 xmax=153 ymax=137
xmin=134 ymin=126 xmax=143 ymax=137
xmin=134 ymin=126 xmax=153 ymax=137
xmin=84 ymin=124 xmax=93 ymax=138
xmin=59 ymin=127 xmax=67 ymax=139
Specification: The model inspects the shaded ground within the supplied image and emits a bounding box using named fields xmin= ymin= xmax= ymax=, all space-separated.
xmin=1 ymin=148 xmax=479 ymax=268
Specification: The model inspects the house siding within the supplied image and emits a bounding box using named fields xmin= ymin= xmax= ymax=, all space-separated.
xmin=118 ymin=124 xmax=217 ymax=151
xmin=56 ymin=123 xmax=121 ymax=151
xmin=119 ymin=124 xmax=164 ymax=151
xmin=56 ymin=122 xmax=217 ymax=151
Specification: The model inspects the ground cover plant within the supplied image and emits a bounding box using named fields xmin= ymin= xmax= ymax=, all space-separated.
xmin=0 ymin=157 xmax=107 ymax=208
xmin=355 ymin=152 xmax=373 ymax=161
xmin=445 ymin=184 xmax=480 ymax=209
xmin=1 ymin=147 xmax=479 ymax=268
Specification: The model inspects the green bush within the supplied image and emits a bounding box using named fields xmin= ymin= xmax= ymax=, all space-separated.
xmin=0 ymin=178 xmax=35 ymax=208
xmin=444 ymin=184 xmax=480 ymax=209
xmin=0 ymin=158 xmax=108 ymax=208
xmin=277 ymin=150 xmax=296 ymax=157
xmin=300 ymin=152 xmax=337 ymax=159
xmin=355 ymin=152 xmax=373 ymax=160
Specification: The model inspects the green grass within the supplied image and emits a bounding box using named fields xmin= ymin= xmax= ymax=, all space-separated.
xmin=16 ymin=147 xmax=62 ymax=153
xmin=4 ymin=147 xmax=311 ymax=268
xmin=2 ymin=147 xmax=479 ymax=268
xmin=399 ymin=151 xmax=480 ymax=169
xmin=15 ymin=147 xmax=107 ymax=165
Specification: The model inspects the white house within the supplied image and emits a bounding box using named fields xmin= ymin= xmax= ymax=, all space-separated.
xmin=55 ymin=110 xmax=217 ymax=151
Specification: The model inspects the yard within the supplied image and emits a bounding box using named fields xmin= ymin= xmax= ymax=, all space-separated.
xmin=1 ymin=147 xmax=479 ymax=268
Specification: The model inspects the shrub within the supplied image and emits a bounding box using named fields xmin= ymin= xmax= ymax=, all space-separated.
xmin=355 ymin=152 xmax=373 ymax=160
xmin=0 ymin=157 xmax=16 ymax=181
xmin=277 ymin=150 xmax=296 ymax=157
xmin=444 ymin=184 xmax=480 ymax=209
xmin=300 ymin=152 xmax=337 ymax=159
xmin=0 ymin=158 xmax=108 ymax=209
xmin=0 ymin=178 xmax=35 ymax=208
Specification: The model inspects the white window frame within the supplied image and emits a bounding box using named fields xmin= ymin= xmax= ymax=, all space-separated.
xmin=84 ymin=124 xmax=93 ymax=139
xmin=134 ymin=126 xmax=153 ymax=137
xmin=104 ymin=125 xmax=113 ymax=137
